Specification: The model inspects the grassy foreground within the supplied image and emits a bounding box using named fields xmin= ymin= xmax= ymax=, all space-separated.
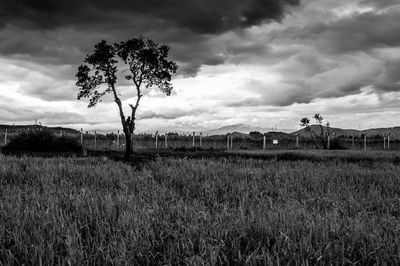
xmin=1 ymin=153 xmax=400 ymax=265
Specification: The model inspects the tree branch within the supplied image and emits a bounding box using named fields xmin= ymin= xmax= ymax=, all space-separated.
xmin=128 ymin=88 xmax=143 ymax=132
xmin=110 ymin=83 xmax=126 ymax=129
xmin=317 ymin=123 xmax=326 ymax=148
xmin=308 ymin=128 xmax=320 ymax=149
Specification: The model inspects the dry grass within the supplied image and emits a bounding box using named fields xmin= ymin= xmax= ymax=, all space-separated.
xmin=1 ymin=152 xmax=400 ymax=265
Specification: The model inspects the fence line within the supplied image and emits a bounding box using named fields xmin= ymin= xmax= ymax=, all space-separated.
xmin=80 ymin=133 xmax=400 ymax=151
xmin=1 ymin=130 xmax=400 ymax=151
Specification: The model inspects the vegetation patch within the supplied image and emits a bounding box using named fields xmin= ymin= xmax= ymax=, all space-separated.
xmin=3 ymin=130 xmax=82 ymax=153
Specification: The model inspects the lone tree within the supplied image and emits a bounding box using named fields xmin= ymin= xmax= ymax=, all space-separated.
xmin=300 ymin=114 xmax=330 ymax=149
xmin=76 ymin=37 xmax=178 ymax=158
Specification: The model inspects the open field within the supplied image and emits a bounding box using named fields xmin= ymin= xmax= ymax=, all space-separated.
xmin=1 ymin=151 xmax=400 ymax=264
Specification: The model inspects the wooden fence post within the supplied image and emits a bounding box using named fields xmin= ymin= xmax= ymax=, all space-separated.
xmin=155 ymin=131 xmax=158 ymax=149
xmin=230 ymin=135 xmax=233 ymax=150
xmin=263 ymin=135 xmax=266 ymax=150
xmin=227 ymin=135 xmax=230 ymax=150
xmin=165 ymin=133 xmax=168 ymax=148
xmin=352 ymin=134 xmax=355 ymax=150
xmin=192 ymin=131 xmax=195 ymax=148
xmin=4 ymin=129 xmax=7 ymax=145
xmin=364 ymin=133 xmax=367 ymax=151
xmin=296 ymin=133 xmax=299 ymax=149
xmin=199 ymin=132 xmax=202 ymax=148
xmin=117 ymin=130 xmax=120 ymax=149
xmin=80 ymin=128 xmax=83 ymax=145
xmin=384 ymin=135 xmax=386 ymax=150
xmin=327 ymin=134 xmax=330 ymax=150
xmin=94 ymin=131 xmax=97 ymax=149
xmin=388 ymin=134 xmax=391 ymax=150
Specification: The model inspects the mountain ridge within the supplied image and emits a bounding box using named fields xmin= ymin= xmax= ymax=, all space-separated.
xmin=0 ymin=123 xmax=399 ymax=137
xmin=292 ymin=125 xmax=400 ymax=137
xmin=205 ymin=124 xmax=295 ymax=135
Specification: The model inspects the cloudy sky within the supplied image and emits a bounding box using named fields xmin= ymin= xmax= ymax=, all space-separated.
xmin=1 ymin=0 xmax=399 ymax=132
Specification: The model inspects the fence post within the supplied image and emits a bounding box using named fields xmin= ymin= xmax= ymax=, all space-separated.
xmin=94 ymin=131 xmax=97 ymax=149
xmin=4 ymin=129 xmax=7 ymax=145
xmin=230 ymin=135 xmax=234 ymax=150
xmin=327 ymin=134 xmax=330 ymax=150
xmin=384 ymin=135 xmax=386 ymax=150
xmin=388 ymin=134 xmax=390 ymax=150
xmin=155 ymin=131 xmax=158 ymax=149
xmin=80 ymin=128 xmax=83 ymax=145
xmin=263 ymin=135 xmax=266 ymax=150
xmin=199 ymin=132 xmax=202 ymax=148
xmin=192 ymin=131 xmax=195 ymax=148
xmin=116 ymin=130 xmax=120 ymax=149
xmin=296 ymin=134 xmax=299 ymax=149
xmin=364 ymin=133 xmax=367 ymax=151
xmin=227 ymin=135 xmax=230 ymax=150
xmin=165 ymin=133 xmax=168 ymax=148
xmin=352 ymin=134 xmax=355 ymax=150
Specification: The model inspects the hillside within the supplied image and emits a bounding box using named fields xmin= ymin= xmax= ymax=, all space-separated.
xmin=206 ymin=124 xmax=295 ymax=135
xmin=1 ymin=123 xmax=399 ymax=139
xmin=292 ymin=125 xmax=399 ymax=138
xmin=292 ymin=125 xmax=359 ymax=138
xmin=0 ymin=124 xmax=79 ymax=135
xmin=265 ymin=131 xmax=292 ymax=139
xmin=364 ymin=127 xmax=400 ymax=138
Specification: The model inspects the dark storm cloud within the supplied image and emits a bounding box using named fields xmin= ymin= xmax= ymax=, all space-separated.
xmin=227 ymin=42 xmax=270 ymax=56
xmin=226 ymin=78 xmax=312 ymax=107
xmin=360 ymin=0 xmax=400 ymax=8
xmin=286 ymin=10 xmax=400 ymax=54
xmin=372 ymin=58 xmax=400 ymax=92
xmin=0 ymin=0 xmax=299 ymax=77
xmin=0 ymin=0 xmax=299 ymax=34
xmin=227 ymin=5 xmax=400 ymax=108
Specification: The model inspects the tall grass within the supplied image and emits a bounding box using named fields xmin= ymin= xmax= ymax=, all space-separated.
xmin=1 ymin=154 xmax=400 ymax=264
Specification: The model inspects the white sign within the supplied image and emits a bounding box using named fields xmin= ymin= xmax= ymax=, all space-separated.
xmin=273 ymin=140 xmax=279 ymax=145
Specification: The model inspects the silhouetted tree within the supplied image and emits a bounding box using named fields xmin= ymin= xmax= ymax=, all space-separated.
xmin=300 ymin=117 xmax=319 ymax=149
xmin=76 ymin=37 xmax=178 ymax=158
xmin=300 ymin=114 xmax=330 ymax=149
xmin=314 ymin=114 xmax=328 ymax=149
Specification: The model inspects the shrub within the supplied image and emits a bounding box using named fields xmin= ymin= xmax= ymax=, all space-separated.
xmin=249 ymin=131 xmax=263 ymax=140
xmin=329 ymin=138 xmax=347 ymax=150
xmin=4 ymin=130 xmax=82 ymax=153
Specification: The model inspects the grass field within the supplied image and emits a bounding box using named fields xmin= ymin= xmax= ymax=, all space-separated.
xmin=1 ymin=151 xmax=400 ymax=265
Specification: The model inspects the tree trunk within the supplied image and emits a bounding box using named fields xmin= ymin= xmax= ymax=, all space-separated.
xmin=307 ymin=129 xmax=320 ymax=149
xmin=318 ymin=125 xmax=327 ymax=149
xmin=124 ymin=132 xmax=133 ymax=158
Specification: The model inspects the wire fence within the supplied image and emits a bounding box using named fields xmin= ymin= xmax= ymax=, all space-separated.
xmin=1 ymin=131 xmax=398 ymax=151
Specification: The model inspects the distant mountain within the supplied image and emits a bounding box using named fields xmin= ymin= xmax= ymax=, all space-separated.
xmin=205 ymin=124 xmax=295 ymax=135
xmin=292 ymin=125 xmax=400 ymax=138
xmin=292 ymin=125 xmax=358 ymax=137
xmin=364 ymin=127 xmax=400 ymax=138
xmin=265 ymin=131 xmax=292 ymax=139
xmin=0 ymin=124 xmax=79 ymax=135
xmin=2 ymin=123 xmax=399 ymax=138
